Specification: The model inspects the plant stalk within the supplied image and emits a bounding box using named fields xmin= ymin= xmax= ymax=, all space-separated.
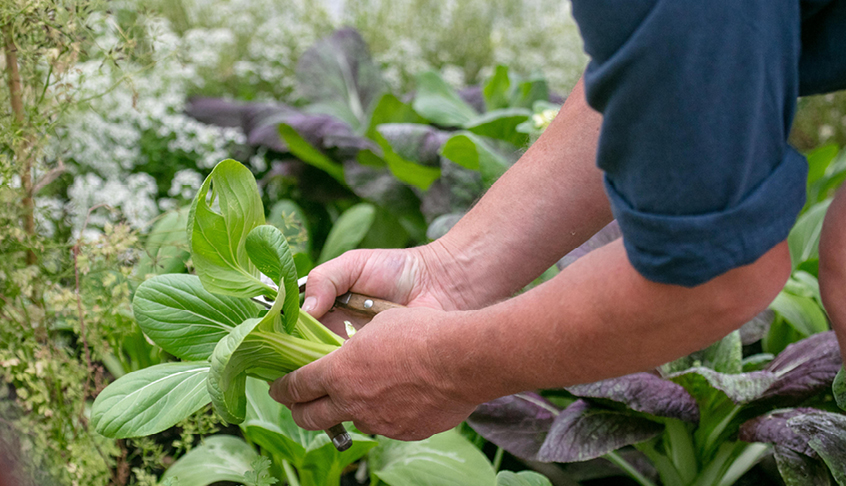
xmin=282 ymin=459 xmax=300 ymax=486
xmin=3 ymin=24 xmax=35 ymax=264
xmin=605 ymin=451 xmax=658 ymax=486
xmin=492 ymin=447 xmax=504 ymax=471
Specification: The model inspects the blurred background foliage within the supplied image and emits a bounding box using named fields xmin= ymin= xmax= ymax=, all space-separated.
xmin=1 ymin=0 xmax=845 ymax=484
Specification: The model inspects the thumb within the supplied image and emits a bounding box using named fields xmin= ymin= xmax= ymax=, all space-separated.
xmin=302 ymin=250 xmax=368 ymax=318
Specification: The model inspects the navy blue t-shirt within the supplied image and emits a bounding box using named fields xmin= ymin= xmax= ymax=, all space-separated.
xmin=570 ymin=0 xmax=846 ymax=286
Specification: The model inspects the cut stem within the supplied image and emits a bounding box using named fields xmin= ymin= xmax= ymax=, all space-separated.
xmin=282 ymin=459 xmax=300 ymax=486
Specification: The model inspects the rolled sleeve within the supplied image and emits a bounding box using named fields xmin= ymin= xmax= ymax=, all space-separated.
xmin=571 ymin=0 xmax=808 ymax=286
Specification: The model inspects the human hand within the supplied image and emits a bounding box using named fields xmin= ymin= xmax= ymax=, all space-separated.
xmin=269 ymin=306 xmax=479 ymax=441
xmin=300 ymin=243 xmax=475 ymax=333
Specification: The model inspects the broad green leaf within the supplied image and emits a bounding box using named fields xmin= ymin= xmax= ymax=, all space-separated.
xmin=496 ymin=471 xmax=553 ymax=486
xmin=242 ymin=379 xmax=375 ymax=485
xmin=267 ymin=199 xmax=311 ymax=256
xmin=133 ymin=274 xmax=260 ymax=360
xmin=188 ymin=159 xmax=273 ymax=298
xmin=483 ymin=65 xmax=511 ymax=111
xmin=834 ymin=367 xmax=846 ymax=411
xmin=162 ymin=435 xmax=259 ymax=486
xmin=463 ymin=108 xmax=531 ymax=147
xmin=769 ymin=291 xmax=829 ymax=337
xmin=441 ymin=133 xmax=512 ymax=186
xmin=135 ymin=207 xmax=190 ymax=278
xmin=318 ymin=203 xmax=377 ymax=264
xmin=296 ymin=28 xmax=386 ymax=130
xmin=246 ymin=225 xmax=299 ymax=333
xmin=807 ymin=145 xmax=840 ymax=188
xmin=279 ymin=123 xmax=346 ymax=183
xmin=368 ymin=93 xmax=428 ymax=130
xmin=788 ymin=199 xmax=833 ymax=269
xmin=91 ymin=362 xmax=211 ymax=438
xmin=370 ymin=429 xmax=496 ymax=486
xmin=413 ymin=71 xmax=479 ymax=126
xmin=509 ymin=78 xmax=550 ymax=110
xmin=704 ymin=330 xmax=743 ymax=374
xmin=369 ymin=130 xmax=441 ymax=190
xmin=209 ymin=316 xmax=338 ymax=424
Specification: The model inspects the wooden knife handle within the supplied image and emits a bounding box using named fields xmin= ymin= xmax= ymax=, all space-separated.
xmin=334 ymin=292 xmax=404 ymax=317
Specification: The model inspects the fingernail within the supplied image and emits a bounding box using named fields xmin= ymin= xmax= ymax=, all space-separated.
xmin=302 ymin=297 xmax=317 ymax=314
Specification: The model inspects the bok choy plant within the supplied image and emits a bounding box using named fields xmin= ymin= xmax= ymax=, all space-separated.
xmin=91 ymin=159 xmax=344 ymax=436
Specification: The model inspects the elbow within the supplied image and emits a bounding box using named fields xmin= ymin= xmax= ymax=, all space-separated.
xmin=715 ymin=241 xmax=792 ymax=331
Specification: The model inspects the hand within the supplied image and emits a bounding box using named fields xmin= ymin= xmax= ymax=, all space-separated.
xmin=269 ymin=306 xmax=479 ymax=441
xmin=300 ymin=243 xmax=476 ymax=333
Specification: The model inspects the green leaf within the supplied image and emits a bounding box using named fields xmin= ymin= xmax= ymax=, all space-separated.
xmin=369 ymin=130 xmax=441 ymax=190
xmin=413 ymin=71 xmax=479 ymax=126
xmin=483 ymin=65 xmax=511 ymax=111
xmin=788 ymin=199 xmax=833 ymax=269
xmin=496 ymin=471 xmax=553 ymax=486
xmin=135 ymin=207 xmax=191 ymax=279
xmin=246 ymin=225 xmax=299 ymax=333
xmin=368 ymin=93 xmax=428 ymax=129
xmin=509 ymin=78 xmax=550 ymax=110
xmin=133 ymin=274 xmax=260 ymax=360
xmin=773 ymin=446 xmax=833 ymax=486
xmin=704 ymin=331 xmax=743 ymax=374
xmin=463 ymin=108 xmax=531 ymax=147
xmin=242 ymin=379 xmax=375 ymax=485
xmin=267 ymin=199 xmax=311 ymax=256
xmin=441 ymin=133 xmax=512 ymax=186
xmin=162 ymin=435 xmax=259 ymax=486
xmin=318 ymin=203 xmax=377 ymax=264
xmin=834 ymin=367 xmax=846 ymax=411
xmin=279 ymin=123 xmax=346 ymax=183
xmin=769 ymin=291 xmax=829 ymax=337
xmin=242 ymin=456 xmax=278 ymax=486
xmin=369 ymin=429 xmax=496 ymax=486
xmin=209 ymin=317 xmax=338 ymax=424
xmin=188 ymin=159 xmax=273 ymax=299
xmin=807 ymin=144 xmax=840 ymax=189
xmin=91 ymin=362 xmax=211 ymax=438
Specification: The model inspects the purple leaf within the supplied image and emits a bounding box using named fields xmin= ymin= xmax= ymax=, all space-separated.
xmin=558 ymin=221 xmax=622 ymax=268
xmin=467 ymin=393 xmax=558 ymax=460
xmin=185 ymin=97 xmax=256 ymax=127
xmin=566 ymin=373 xmax=699 ymax=423
xmin=458 ymin=86 xmax=486 ymax=114
xmin=297 ymin=28 xmax=386 ymax=129
xmin=739 ymin=310 xmax=775 ymax=345
xmin=788 ymin=411 xmax=846 ymax=483
xmin=757 ymin=331 xmax=842 ymax=404
xmin=738 ymin=408 xmax=821 ymax=457
xmin=536 ymin=400 xmax=663 ymax=463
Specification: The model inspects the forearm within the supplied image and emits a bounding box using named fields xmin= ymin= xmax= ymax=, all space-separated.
xmin=433 ymin=240 xmax=791 ymax=403
xmin=430 ymin=77 xmax=611 ymax=308
xmin=820 ymin=185 xmax=846 ymax=362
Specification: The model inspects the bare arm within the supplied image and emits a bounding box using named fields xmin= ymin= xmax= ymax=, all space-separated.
xmin=820 ymin=185 xmax=846 ymax=363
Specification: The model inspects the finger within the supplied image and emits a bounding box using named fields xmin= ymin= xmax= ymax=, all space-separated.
xmin=353 ymin=421 xmax=374 ymax=435
xmin=290 ymin=396 xmax=350 ymax=431
xmin=269 ymin=360 xmax=330 ymax=406
xmin=303 ymin=251 xmax=368 ymax=318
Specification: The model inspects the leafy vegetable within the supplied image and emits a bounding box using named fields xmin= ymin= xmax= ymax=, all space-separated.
xmin=317 ymin=202 xmax=376 ymax=264
xmin=161 ymin=435 xmax=260 ymax=486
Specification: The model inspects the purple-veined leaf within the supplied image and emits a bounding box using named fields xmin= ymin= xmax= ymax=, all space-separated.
xmin=738 ymin=408 xmax=821 ymax=457
xmin=558 ymin=221 xmax=622 ymax=268
xmin=756 ymin=331 xmax=842 ymax=404
xmin=788 ymin=411 xmax=846 ymax=484
xmin=467 ymin=393 xmax=558 ymax=460
xmin=566 ymin=372 xmax=699 ymax=423
xmin=297 ymin=28 xmax=386 ymax=130
xmin=772 ymin=445 xmax=833 ymax=486
xmin=536 ymin=400 xmax=663 ymax=463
